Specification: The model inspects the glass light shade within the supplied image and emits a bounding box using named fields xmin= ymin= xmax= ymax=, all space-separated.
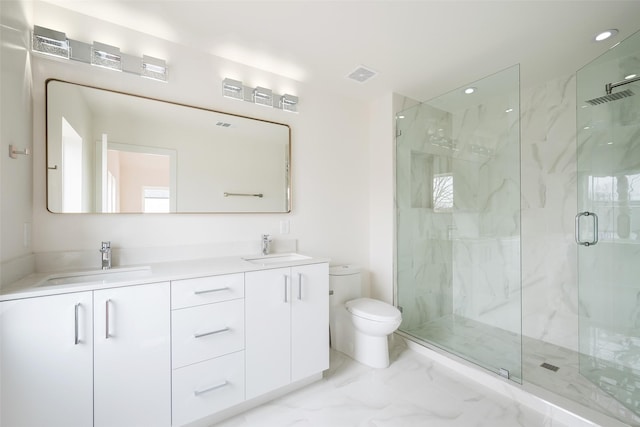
xmin=222 ymin=78 xmax=244 ymax=100
xmin=32 ymin=25 xmax=69 ymax=59
xmin=253 ymin=86 xmax=273 ymax=107
xmin=91 ymin=42 xmax=122 ymax=71
xmin=142 ymin=55 xmax=168 ymax=82
xmin=279 ymin=94 xmax=298 ymax=113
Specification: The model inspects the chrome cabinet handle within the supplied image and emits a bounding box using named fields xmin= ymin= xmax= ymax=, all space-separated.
xmin=283 ymin=275 xmax=288 ymax=303
xmin=105 ymin=299 xmax=111 ymax=339
xmin=575 ymin=211 xmax=599 ymax=246
xmin=194 ymin=381 xmax=228 ymax=396
xmin=297 ymin=272 xmax=302 ymax=300
xmin=193 ymin=327 xmax=230 ymax=338
xmin=74 ymin=303 xmax=81 ymax=345
xmin=194 ymin=287 xmax=229 ymax=295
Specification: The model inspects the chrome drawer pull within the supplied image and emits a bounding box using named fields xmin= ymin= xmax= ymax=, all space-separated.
xmin=193 ymin=327 xmax=230 ymax=339
xmin=74 ymin=303 xmax=81 ymax=345
xmin=194 ymin=287 xmax=229 ymax=295
xmin=105 ymin=299 xmax=111 ymax=339
xmin=194 ymin=381 xmax=228 ymax=396
xmin=283 ymin=275 xmax=288 ymax=303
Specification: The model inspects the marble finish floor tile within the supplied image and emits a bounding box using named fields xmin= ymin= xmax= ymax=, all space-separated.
xmin=215 ymin=340 xmax=569 ymax=427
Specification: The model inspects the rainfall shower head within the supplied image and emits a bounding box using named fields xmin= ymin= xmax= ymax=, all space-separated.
xmin=586 ymin=88 xmax=635 ymax=105
xmin=585 ymin=74 xmax=640 ymax=105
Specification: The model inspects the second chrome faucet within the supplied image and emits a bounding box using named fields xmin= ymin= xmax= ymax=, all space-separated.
xmin=261 ymin=234 xmax=271 ymax=256
xmin=100 ymin=241 xmax=112 ymax=270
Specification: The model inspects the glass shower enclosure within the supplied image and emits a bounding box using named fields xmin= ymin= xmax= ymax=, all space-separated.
xmin=396 ymin=65 xmax=522 ymax=382
xmin=576 ymin=29 xmax=640 ymax=416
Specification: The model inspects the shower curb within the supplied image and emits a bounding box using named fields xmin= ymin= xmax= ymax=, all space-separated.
xmin=400 ymin=335 xmax=630 ymax=427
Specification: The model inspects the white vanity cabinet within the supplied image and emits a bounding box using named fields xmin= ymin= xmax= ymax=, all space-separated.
xmin=0 ymin=283 xmax=171 ymax=427
xmin=94 ymin=283 xmax=171 ymax=427
xmin=245 ymin=263 xmax=329 ymax=399
xmin=1 ymin=256 xmax=329 ymax=427
xmin=0 ymin=291 xmax=94 ymax=427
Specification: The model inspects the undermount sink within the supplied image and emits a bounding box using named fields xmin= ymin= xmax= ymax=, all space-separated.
xmin=40 ymin=266 xmax=152 ymax=287
xmin=243 ymin=253 xmax=311 ymax=266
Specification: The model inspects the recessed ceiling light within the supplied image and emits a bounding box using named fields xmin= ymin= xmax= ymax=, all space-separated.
xmin=505 ymin=108 xmax=513 ymax=113
xmin=625 ymin=73 xmax=638 ymax=80
xmin=464 ymin=87 xmax=476 ymax=95
xmin=594 ymin=29 xmax=618 ymax=42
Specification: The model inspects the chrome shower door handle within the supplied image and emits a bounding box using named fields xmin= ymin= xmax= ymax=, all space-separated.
xmin=575 ymin=211 xmax=599 ymax=246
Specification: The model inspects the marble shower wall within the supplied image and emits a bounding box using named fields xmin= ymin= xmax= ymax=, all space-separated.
xmin=398 ymin=70 xmax=582 ymax=353
xmin=396 ymin=103 xmax=455 ymax=330
xmin=397 ymin=65 xmax=521 ymax=336
xmin=449 ymin=88 xmax=521 ymax=334
xmin=520 ymin=74 xmax=580 ymax=352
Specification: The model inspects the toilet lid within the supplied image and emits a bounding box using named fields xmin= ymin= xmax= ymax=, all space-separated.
xmin=346 ymin=298 xmax=402 ymax=322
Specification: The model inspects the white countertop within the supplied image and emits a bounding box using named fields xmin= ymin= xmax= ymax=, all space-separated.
xmin=0 ymin=253 xmax=329 ymax=302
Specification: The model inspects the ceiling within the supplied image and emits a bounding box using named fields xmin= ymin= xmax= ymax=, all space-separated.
xmin=40 ymin=0 xmax=640 ymax=103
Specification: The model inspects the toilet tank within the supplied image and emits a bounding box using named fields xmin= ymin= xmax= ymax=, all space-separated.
xmin=329 ymin=265 xmax=362 ymax=306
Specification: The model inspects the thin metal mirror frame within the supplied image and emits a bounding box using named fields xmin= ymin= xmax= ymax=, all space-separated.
xmin=45 ymin=78 xmax=292 ymax=214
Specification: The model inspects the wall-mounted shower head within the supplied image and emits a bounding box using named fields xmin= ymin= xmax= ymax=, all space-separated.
xmin=586 ymin=74 xmax=640 ymax=105
xmin=586 ymin=88 xmax=634 ymax=105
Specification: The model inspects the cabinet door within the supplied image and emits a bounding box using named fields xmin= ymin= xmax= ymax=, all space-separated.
xmin=0 ymin=292 xmax=93 ymax=427
xmin=94 ymin=282 xmax=171 ymax=427
xmin=291 ymin=263 xmax=330 ymax=381
xmin=245 ymin=267 xmax=291 ymax=399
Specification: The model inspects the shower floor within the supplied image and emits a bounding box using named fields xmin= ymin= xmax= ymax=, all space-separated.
xmin=402 ymin=314 xmax=640 ymax=426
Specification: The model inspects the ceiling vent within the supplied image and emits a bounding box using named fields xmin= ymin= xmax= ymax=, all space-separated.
xmin=346 ymin=65 xmax=377 ymax=83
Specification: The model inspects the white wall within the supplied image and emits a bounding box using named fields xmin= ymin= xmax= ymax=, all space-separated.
xmin=29 ymin=3 xmax=370 ymax=274
xmin=0 ymin=0 xmax=34 ymax=286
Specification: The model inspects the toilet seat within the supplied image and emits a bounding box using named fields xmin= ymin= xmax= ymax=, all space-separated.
xmin=346 ymin=298 xmax=402 ymax=322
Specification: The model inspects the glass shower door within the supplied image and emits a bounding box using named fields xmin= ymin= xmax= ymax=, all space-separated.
xmin=576 ymin=29 xmax=640 ymax=416
xmin=396 ymin=65 xmax=522 ymax=382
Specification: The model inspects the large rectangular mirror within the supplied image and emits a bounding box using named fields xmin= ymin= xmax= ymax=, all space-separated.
xmin=46 ymin=80 xmax=291 ymax=213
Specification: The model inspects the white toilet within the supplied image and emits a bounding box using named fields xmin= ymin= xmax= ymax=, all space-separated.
xmin=329 ymin=265 xmax=402 ymax=368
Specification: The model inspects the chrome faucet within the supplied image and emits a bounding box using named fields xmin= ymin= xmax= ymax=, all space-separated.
xmin=261 ymin=234 xmax=271 ymax=256
xmin=100 ymin=241 xmax=112 ymax=270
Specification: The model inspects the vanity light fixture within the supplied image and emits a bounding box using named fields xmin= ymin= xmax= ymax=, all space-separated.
xmin=222 ymin=78 xmax=244 ymax=100
xmin=253 ymin=86 xmax=273 ymax=107
xmin=222 ymin=77 xmax=299 ymax=112
xmin=279 ymin=94 xmax=298 ymax=113
xmin=594 ymin=29 xmax=618 ymax=42
xmin=32 ymin=25 xmax=70 ymax=59
xmin=31 ymin=25 xmax=168 ymax=81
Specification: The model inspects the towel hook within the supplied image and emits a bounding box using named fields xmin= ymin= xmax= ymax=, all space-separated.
xmin=9 ymin=144 xmax=30 ymax=159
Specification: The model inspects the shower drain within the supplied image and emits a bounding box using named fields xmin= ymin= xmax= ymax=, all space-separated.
xmin=540 ymin=362 xmax=560 ymax=372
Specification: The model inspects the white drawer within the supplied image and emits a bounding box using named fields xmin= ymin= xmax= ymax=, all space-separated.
xmin=172 ymin=273 xmax=244 ymax=309
xmin=172 ymin=351 xmax=245 ymax=427
xmin=172 ymin=299 xmax=244 ymax=368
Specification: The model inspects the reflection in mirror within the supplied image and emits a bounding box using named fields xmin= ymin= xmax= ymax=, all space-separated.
xmin=46 ymin=80 xmax=291 ymax=213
